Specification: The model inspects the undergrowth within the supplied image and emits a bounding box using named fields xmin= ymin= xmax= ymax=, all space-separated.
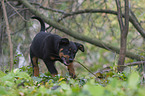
xmin=0 ymin=66 xmax=145 ymax=96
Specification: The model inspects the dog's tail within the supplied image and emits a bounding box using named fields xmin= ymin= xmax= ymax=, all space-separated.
xmin=31 ymin=16 xmax=45 ymax=32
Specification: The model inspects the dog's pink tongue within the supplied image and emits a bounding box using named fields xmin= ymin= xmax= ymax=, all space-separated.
xmin=62 ymin=57 xmax=69 ymax=66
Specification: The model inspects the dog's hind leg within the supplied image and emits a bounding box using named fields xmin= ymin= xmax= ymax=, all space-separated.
xmin=30 ymin=51 xmax=39 ymax=76
xmin=32 ymin=57 xmax=39 ymax=76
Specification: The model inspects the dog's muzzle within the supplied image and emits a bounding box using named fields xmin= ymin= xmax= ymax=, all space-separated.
xmin=61 ymin=57 xmax=73 ymax=66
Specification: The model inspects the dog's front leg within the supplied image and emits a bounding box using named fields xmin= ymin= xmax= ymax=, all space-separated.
xmin=67 ymin=63 xmax=76 ymax=79
xmin=43 ymin=60 xmax=58 ymax=77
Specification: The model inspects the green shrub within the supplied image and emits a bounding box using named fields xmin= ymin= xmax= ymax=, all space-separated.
xmin=0 ymin=67 xmax=144 ymax=96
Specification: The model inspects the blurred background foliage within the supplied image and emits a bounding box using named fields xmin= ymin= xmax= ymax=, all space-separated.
xmin=0 ymin=0 xmax=145 ymax=75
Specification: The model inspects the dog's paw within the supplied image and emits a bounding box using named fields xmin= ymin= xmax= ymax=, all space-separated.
xmin=69 ymin=73 xmax=77 ymax=79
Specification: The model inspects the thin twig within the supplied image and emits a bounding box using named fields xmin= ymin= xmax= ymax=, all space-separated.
xmin=75 ymin=60 xmax=145 ymax=77
xmin=125 ymin=61 xmax=145 ymax=66
xmin=31 ymin=2 xmax=66 ymax=14
xmin=74 ymin=60 xmax=98 ymax=78
xmin=6 ymin=0 xmax=27 ymax=21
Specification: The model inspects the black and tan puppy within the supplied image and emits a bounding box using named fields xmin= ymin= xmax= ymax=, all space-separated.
xmin=30 ymin=16 xmax=84 ymax=78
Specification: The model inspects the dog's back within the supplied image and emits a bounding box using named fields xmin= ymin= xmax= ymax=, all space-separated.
xmin=31 ymin=16 xmax=59 ymax=59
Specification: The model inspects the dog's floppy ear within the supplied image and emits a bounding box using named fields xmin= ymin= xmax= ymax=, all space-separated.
xmin=59 ymin=38 xmax=69 ymax=45
xmin=75 ymin=42 xmax=84 ymax=52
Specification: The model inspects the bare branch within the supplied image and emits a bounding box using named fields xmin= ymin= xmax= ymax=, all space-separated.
xmin=125 ymin=61 xmax=145 ymax=66
xmin=30 ymin=2 xmax=66 ymax=14
xmin=124 ymin=0 xmax=129 ymax=37
xmin=60 ymin=9 xmax=145 ymax=38
xmin=6 ymin=0 xmax=28 ymax=21
xmin=31 ymin=2 xmax=145 ymax=38
xmin=115 ymin=0 xmax=124 ymax=32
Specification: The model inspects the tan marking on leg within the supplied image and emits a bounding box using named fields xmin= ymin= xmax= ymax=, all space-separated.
xmin=51 ymin=73 xmax=58 ymax=77
xmin=50 ymin=56 xmax=56 ymax=60
xmin=67 ymin=63 xmax=76 ymax=79
xmin=32 ymin=57 xmax=39 ymax=77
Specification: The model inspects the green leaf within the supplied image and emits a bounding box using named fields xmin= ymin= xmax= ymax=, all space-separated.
xmin=83 ymin=80 xmax=104 ymax=96
xmin=61 ymin=83 xmax=71 ymax=90
xmin=60 ymin=83 xmax=72 ymax=95
xmin=0 ymin=86 xmax=7 ymax=95
xmin=13 ymin=68 xmax=20 ymax=74
xmin=0 ymin=73 xmax=15 ymax=82
xmin=5 ymin=81 xmax=14 ymax=87
xmin=128 ymin=72 xmax=140 ymax=89
xmin=92 ymin=85 xmax=104 ymax=96
xmin=39 ymin=85 xmax=47 ymax=93
xmin=17 ymin=72 xmax=31 ymax=80
xmin=0 ymin=71 xmax=6 ymax=78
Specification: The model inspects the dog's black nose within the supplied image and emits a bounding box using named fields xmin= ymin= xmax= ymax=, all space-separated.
xmin=69 ymin=58 xmax=73 ymax=62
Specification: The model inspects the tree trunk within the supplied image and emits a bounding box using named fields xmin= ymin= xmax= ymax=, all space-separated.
xmin=1 ymin=0 xmax=13 ymax=71
xmin=116 ymin=0 xmax=129 ymax=72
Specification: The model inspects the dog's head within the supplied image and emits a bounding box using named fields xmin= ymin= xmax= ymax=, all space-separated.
xmin=58 ymin=38 xmax=84 ymax=66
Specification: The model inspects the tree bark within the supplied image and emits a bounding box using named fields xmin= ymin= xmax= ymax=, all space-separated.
xmin=115 ymin=0 xmax=125 ymax=72
xmin=19 ymin=0 xmax=145 ymax=61
xmin=1 ymin=0 xmax=13 ymax=71
xmin=115 ymin=0 xmax=129 ymax=72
